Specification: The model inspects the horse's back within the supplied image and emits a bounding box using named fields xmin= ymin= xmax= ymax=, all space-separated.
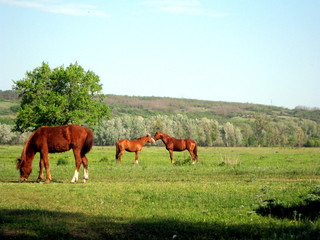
xmin=185 ymin=138 xmax=197 ymax=150
xmin=117 ymin=139 xmax=141 ymax=152
xmin=171 ymin=138 xmax=197 ymax=151
xmin=170 ymin=138 xmax=187 ymax=151
xmin=116 ymin=139 xmax=129 ymax=149
xmin=116 ymin=139 xmax=127 ymax=145
xmin=35 ymin=124 xmax=90 ymax=153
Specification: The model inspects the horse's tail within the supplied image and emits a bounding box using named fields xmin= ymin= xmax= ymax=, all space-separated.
xmin=17 ymin=131 xmax=36 ymax=169
xmin=194 ymin=143 xmax=198 ymax=155
xmin=81 ymin=128 xmax=93 ymax=156
xmin=115 ymin=142 xmax=120 ymax=160
xmin=194 ymin=141 xmax=199 ymax=162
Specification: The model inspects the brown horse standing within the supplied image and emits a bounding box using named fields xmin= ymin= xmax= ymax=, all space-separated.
xmin=16 ymin=124 xmax=93 ymax=183
xmin=153 ymin=131 xmax=199 ymax=164
xmin=116 ymin=135 xmax=155 ymax=164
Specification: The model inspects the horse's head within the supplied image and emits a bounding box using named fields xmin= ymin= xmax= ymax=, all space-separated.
xmin=146 ymin=134 xmax=155 ymax=143
xmin=153 ymin=131 xmax=163 ymax=141
xmin=16 ymin=158 xmax=32 ymax=182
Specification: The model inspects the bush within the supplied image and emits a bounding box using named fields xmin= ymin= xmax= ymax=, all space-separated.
xmin=57 ymin=158 xmax=68 ymax=166
xmin=305 ymin=138 xmax=320 ymax=147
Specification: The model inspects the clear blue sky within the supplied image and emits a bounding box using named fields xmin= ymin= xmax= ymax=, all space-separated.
xmin=1 ymin=0 xmax=319 ymax=109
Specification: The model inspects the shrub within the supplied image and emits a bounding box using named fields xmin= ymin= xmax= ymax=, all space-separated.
xmin=57 ymin=158 xmax=68 ymax=166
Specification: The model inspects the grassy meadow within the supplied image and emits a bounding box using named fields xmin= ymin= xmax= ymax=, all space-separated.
xmin=0 ymin=145 xmax=319 ymax=239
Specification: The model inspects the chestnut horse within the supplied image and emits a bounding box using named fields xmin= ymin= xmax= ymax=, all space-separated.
xmin=153 ymin=131 xmax=199 ymax=164
xmin=16 ymin=124 xmax=93 ymax=183
xmin=116 ymin=135 xmax=155 ymax=164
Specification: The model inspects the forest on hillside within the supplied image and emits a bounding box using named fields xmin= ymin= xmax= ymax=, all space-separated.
xmin=1 ymin=90 xmax=319 ymax=147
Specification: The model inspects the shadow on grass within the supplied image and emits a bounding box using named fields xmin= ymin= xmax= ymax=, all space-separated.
xmin=256 ymin=194 xmax=320 ymax=221
xmin=1 ymin=209 xmax=319 ymax=240
xmin=0 ymin=180 xmax=64 ymax=184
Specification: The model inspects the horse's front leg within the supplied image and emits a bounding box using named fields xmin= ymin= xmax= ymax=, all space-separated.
xmin=37 ymin=157 xmax=44 ymax=183
xmin=135 ymin=151 xmax=140 ymax=164
xmin=71 ymin=150 xmax=82 ymax=183
xmin=169 ymin=150 xmax=174 ymax=164
xmin=41 ymin=152 xmax=51 ymax=184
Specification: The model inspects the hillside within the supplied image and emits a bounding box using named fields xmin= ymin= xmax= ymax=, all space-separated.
xmin=104 ymin=94 xmax=320 ymax=123
xmin=1 ymin=90 xmax=319 ymax=147
xmin=1 ymin=90 xmax=320 ymax=125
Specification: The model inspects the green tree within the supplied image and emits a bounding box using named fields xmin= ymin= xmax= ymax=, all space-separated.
xmin=297 ymin=126 xmax=304 ymax=148
xmin=254 ymin=113 xmax=267 ymax=147
xmin=221 ymin=122 xmax=235 ymax=147
xmin=13 ymin=62 xmax=110 ymax=133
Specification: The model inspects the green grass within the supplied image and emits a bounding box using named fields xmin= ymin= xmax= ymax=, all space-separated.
xmin=0 ymin=145 xmax=319 ymax=239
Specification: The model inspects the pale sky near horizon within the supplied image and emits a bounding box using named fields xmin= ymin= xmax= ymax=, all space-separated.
xmin=0 ymin=0 xmax=319 ymax=109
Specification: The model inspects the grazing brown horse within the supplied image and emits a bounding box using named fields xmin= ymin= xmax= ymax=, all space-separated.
xmin=16 ymin=124 xmax=93 ymax=184
xmin=153 ymin=131 xmax=199 ymax=164
xmin=116 ymin=135 xmax=155 ymax=164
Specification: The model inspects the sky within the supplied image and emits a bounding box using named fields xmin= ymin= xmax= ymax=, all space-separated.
xmin=0 ymin=0 xmax=319 ymax=109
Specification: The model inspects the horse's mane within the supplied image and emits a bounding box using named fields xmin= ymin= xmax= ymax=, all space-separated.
xmin=158 ymin=132 xmax=172 ymax=138
xmin=135 ymin=135 xmax=150 ymax=141
xmin=16 ymin=131 xmax=36 ymax=169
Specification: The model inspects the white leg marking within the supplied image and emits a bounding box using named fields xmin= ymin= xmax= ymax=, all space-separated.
xmin=71 ymin=169 xmax=79 ymax=183
xmin=83 ymin=167 xmax=89 ymax=183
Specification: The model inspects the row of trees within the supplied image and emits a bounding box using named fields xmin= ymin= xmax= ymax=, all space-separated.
xmin=0 ymin=123 xmax=29 ymax=145
xmin=94 ymin=114 xmax=320 ymax=147
xmin=1 ymin=114 xmax=319 ymax=147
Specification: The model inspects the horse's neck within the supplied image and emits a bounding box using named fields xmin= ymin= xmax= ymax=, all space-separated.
xmin=161 ymin=135 xmax=171 ymax=144
xmin=140 ymin=137 xmax=149 ymax=145
xmin=25 ymin=145 xmax=35 ymax=164
xmin=135 ymin=136 xmax=148 ymax=145
xmin=19 ymin=144 xmax=35 ymax=169
xmin=21 ymin=132 xmax=36 ymax=160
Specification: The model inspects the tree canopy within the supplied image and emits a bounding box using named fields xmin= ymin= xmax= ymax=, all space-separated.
xmin=13 ymin=62 xmax=110 ymax=133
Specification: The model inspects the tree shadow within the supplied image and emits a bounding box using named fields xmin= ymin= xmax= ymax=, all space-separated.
xmin=256 ymin=198 xmax=320 ymax=221
xmin=1 ymin=209 xmax=320 ymax=240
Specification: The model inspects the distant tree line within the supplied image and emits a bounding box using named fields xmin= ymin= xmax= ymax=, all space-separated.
xmin=1 ymin=113 xmax=319 ymax=147
xmin=93 ymin=114 xmax=320 ymax=147
xmin=0 ymin=123 xmax=30 ymax=145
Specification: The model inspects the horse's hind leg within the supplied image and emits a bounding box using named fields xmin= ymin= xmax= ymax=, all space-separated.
xmin=82 ymin=155 xmax=89 ymax=183
xmin=188 ymin=149 xmax=196 ymax=164
xmin=118 ymin=150 xmax=124 ymax=164
xmin=71 ymin=149 xmax=82 ymax=183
